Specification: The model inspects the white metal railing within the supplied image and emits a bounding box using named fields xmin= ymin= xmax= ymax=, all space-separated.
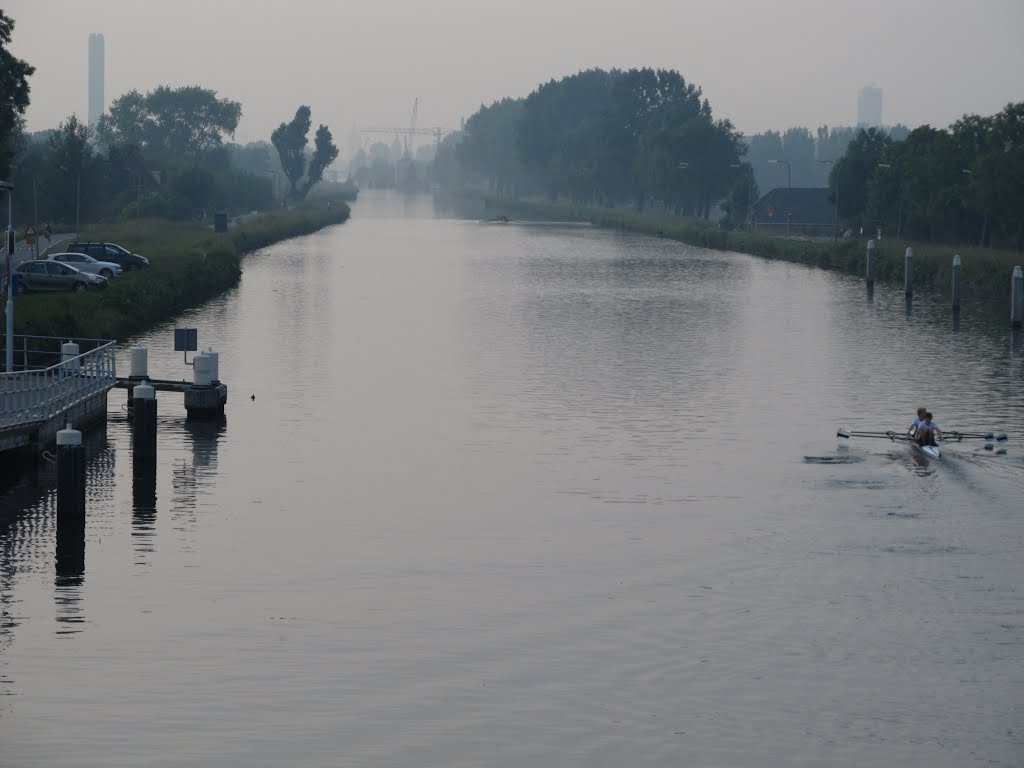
xmin=0 ymin=338 xmax=117 ymax=430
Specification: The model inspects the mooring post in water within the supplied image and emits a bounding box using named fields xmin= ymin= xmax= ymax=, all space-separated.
xmin=1012 ymin=266 xmax=1023 ymax=328
xmin=127 ymin=346 xmax=149 ymax=412
xmin=866 ymin=240 xmax=876 ymax=286
xmin=132 ymin=382 xmax=157 ymax=461
xmin=56 ymin=424 xmax=86 ymax=520
xmin=952 ymin=254 xmax=962 ymax=313
xmin=904 ymin=247 xmax=914 ymax=297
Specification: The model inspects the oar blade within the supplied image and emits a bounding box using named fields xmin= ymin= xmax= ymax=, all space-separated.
xmin=837 ymin=427 xmax=851 ymax=439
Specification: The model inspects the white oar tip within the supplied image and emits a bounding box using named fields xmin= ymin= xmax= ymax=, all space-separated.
xmin=836 ymin=427 xmax=851 ymax=439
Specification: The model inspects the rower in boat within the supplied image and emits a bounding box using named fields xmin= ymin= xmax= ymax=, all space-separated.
xmin=908 ymin=406 xmax=927 ymax=438
xmin=915 ymin=412 xmax=942 ymax=449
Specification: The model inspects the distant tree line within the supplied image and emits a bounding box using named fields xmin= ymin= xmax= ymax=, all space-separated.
xmin=443 ymin=68 xmax=752 ymax=222
xmin=438 ymin=62 xmax=1022 ymax=249
xmin=0 ymin=13 xmax=343 ymax=231
xmin=829 ymin=104 xmax=1024 ymax=249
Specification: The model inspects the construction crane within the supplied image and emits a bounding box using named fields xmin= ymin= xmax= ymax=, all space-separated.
xmin=360 ymin=98 xmax=451 ymax=157
xmin=405 ymin=98 xmax=418 ymax=159
xmin=360 ymin=126 xmax=450 ymax=154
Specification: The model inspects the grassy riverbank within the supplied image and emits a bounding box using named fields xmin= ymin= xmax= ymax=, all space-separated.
xmin=2 ymin=203 xmax=351 ymax=341
xmin=474 ymin=193 xmax=1022 ymax=302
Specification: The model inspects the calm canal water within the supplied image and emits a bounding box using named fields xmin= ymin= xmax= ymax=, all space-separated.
xmin=2 ymin=191 xmax=1023 ymax=767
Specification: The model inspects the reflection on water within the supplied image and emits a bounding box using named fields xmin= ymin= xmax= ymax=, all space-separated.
xmin=53 ymin=499 xmax=85 ymax=636
xmin=132 ymin=461 xmax=157 ymax=564
xmin=0 ymin=191 xmax=1022 ymax=767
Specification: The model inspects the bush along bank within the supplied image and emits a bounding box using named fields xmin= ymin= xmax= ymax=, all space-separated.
xmin=3 ymin=203 xmax=351 ymax=341
xmin=473 ymin=193 xmax=1022 ymax=305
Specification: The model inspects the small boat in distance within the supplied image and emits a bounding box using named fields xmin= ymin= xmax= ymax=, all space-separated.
xmin=479 ymin=215 xmax=511 ymax=224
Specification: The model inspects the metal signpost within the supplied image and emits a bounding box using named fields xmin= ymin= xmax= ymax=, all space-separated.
xmin=2 ymin=180 xmax=14 ymax=373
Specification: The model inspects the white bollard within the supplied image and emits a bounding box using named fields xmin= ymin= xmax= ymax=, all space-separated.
xmin=193 ymin=352 xmax=214 ymax=386
xmin=61 ymin=341 xmax=80 ymax=376
xmin=203 ymin=347 xmax=219 ymax=383
xmin=130 ymin=347 xmax=148 ymax=378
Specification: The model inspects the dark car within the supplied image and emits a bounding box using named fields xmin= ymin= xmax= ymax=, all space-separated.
xmin=67 ymin=242 xmax=150 ymax=272
xmin=14 ymin=260 xmax=109 ymax=293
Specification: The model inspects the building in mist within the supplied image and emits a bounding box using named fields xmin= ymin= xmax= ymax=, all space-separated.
xmin=857 ymin=85 xmax=882 ymax=128
xmin=88 ymin=33 xmax=105 ymax=128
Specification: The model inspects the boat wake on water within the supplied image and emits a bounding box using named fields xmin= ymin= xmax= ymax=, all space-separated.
xmin=803 ymin=453 xmax=866 ymax=464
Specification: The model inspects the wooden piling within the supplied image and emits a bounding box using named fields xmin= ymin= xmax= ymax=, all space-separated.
xmin=952 ymin=255 xmax=961 ymax=313
xmin=56 ymin=425 xmax=86 ymax=520
xmin=866 ymin=240 xmax=876 ymax=285
xmin=132 ymin=383 xmax=157 ymax=461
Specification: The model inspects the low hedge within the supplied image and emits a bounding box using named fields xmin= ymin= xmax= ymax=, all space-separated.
xmin=2 ymin=203 xmax=351 ymax=341
xmin=472 ymin=193 xmax=1022 ymax=304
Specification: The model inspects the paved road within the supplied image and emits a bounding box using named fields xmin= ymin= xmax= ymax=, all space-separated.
xmin=7 ymin=233 xmax=76 ymax=267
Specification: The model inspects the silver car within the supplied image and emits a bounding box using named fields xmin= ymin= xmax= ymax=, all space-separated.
xmin=47 ymin=251 xmax=123 ymax=279
xmin=14 ymin=260 xmax=108 ymax=293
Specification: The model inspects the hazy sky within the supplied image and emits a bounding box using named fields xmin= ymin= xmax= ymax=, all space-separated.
xmin=7 ymin=0 xmax=1024 ymax=155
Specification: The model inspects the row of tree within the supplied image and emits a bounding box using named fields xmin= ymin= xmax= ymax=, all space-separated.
xmin=830 ymin=104 xmax=1024 ymax=249
xmin=442 ymin=64 xmax=1022 ymax=248
xmin=448 ymin=68 xmax=749 ymax=220
xmin=1 ymin=11 xmax=343 ymax=230
xmin=744 ymin=124 xmax=909 ymax=193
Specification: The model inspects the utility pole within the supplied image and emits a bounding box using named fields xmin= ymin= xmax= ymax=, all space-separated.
xmin=2 ymin=180 xmax=15 ymax=373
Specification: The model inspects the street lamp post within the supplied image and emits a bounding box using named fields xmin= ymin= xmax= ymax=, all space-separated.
xmin=730 ymin=163 xmax=753 ymax=228
xmin=672 ymin=163 xmax=689 ymax=216
xmin=265 ymin=168 xmax=280 ymax=204
xmin=768 ymin=159 xmax=791 ymax=189
xmin=817 ymin=158 xmax=839 ymax=239
xmin=962 ymin=168 xmax=986 ymax=246
xmin=2 ymin=180 xmax=14 ymax=373
xmin=876 ymin=163 xmax=904 ymax=239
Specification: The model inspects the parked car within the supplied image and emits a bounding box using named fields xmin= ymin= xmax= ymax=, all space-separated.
xmin=47 ymin=252 xmax=122 ymax=279
xmin=13 ymin=260 xmax=108 ymax=293
xmin=66 ymin=242 xmax=150 ymax=272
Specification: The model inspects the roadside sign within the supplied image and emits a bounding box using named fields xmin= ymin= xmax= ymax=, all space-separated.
xmin=174 ymin=328 xmax=198 ymax=352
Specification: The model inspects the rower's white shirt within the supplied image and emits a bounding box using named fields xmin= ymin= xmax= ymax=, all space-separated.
xmin=912 ymin=417 xmax=925 ymax=429
xmin=918 ymin=421 xmax=939 ymax=432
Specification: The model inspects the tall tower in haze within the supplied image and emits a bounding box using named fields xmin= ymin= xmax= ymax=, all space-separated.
xmin=88 ymin=33 xmax=105 ymax=128
xmin=857 ymin=85 xmax=882 ymax=128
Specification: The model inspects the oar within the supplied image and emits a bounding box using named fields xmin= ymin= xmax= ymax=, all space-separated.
xmin=837 ymin=427 xmax=902 ymax=440
xmin=946 ymin=430 xmax=1008 ymax=442
xmin=982 ymin=442 xmax=1008 ymax=454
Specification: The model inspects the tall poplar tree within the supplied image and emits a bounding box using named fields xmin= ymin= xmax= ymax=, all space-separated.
xmin=0 ymin=11 xmax=35 ymax=178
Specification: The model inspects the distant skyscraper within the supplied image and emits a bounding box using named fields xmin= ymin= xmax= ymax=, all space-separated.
xmin=88 ymin=33 xmax=105 ymax=128
xmin=857 ymin=85 xmax=882 ymax=128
